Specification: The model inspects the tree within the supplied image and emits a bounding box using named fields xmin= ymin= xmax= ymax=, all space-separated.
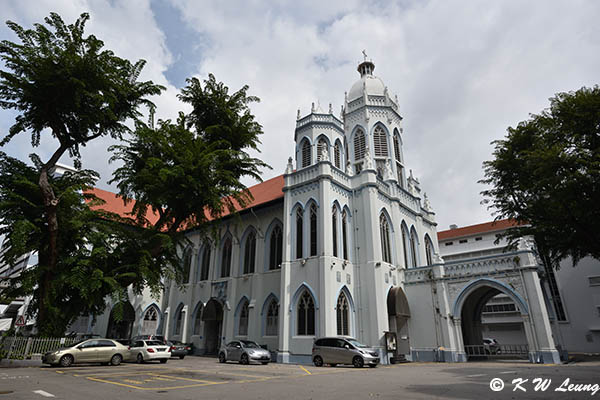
xmin=480 ymin=86 xmax=600 ymax=268
xmin=110 ymin=74 xmax=269 ymax=265
xmin=0 ymin=12 xmax=164 ymax=334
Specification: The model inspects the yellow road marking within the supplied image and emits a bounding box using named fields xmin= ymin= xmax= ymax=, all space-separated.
xmin=299 ymin=365 xmax=312 ymax=375
xmin=55 ymin=371 xmax=64 ymax=374
xmin=122 ymin=379 xmax=143 ymax=384
xmin=87 ymin=376 xmax=227 ymax=390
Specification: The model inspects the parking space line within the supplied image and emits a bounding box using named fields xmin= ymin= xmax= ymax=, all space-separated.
xmin=299 ymin=366 xmax=312 ymax=375
xmin=86 ymin=376 xmax=226 ymax=390
xmin=33 ymin=390 xmax=55 ymax=397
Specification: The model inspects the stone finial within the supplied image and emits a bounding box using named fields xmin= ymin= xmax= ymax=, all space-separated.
xmin=423 ymin=193 xmax=432 ymax=211
xmin=345 ymin=161 xmax=353 ymax=176
xmin=297 ymin=109 xmax=301 ymax=120
xmin=311 ymin=102 xmax=316 ymax=113
xmin=329 ymin=103 xmax=333 ymax=114
xmin=395 ymin=94 xmax=399 ymax=104
xmin=285 ymin=156 xmax=294 ymax=174
xmin=340 ymin=105 xmax=344 ymax=119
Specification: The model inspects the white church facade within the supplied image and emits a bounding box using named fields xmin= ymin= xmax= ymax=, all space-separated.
xmin=5 ymin=59 xmax=566 ymax=365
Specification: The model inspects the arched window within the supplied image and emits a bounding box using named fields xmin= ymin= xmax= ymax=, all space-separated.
xmin=332 ymin=206 xmax=338 ymax=257
xmin=142 ymin=306 xmax=159 ymax=335
xmin=174 ymin=305 xmax=184 ymax=336
xmin=354 ymin=128 xmax=366 ymax=160
xmin=310 ymin=203 xmax=318 ymax=256
xmin=342 ymin=210 xmax=349 ymax=260
xmin=200 ymin=246 xmax=211 ymax=281
xmin=317 ymin=138 xmax=328 ymax=162
xmin=301 ymin=139 xmax=311 ymax=168
xmin=296 ymin=208 xmax=303 ymax=259
xmin=265 ymin=299 xmax=278 ymax=336
xmin=238 ymin=300 xmax=249 ymax=336
xmin=336 ymin=291 xmax=350 ymax=336
xmin=425 ymin=235 xmax=433 ymax=266
xmin=221 ymin=237 xmax=232 ymax=277
xmin=410 ymin=229 xmax=418 ymax=268
xmin=380 ymin=213 xmax=391 ymax=264
xmin=182 ymin=247 xmax=192 ymax=284
xmin=373 ymin=125 xmax=388 ymax=157
xmin=334 ymin=142 xmax=342 ymax=169
xmin=243 ymin=231 xmax=256 ymax=274
xmin=402 ymin=225 xmax=409 ymax=268
xmin=193 ymin=304 xmax=203 ymax=335
xmin=393 ymin=132 xmax=404 ymax=186
xmin=269 ymin=225 xmax=283 ymax=270
xmin=297 ymin=290 xmax=315 ymax=335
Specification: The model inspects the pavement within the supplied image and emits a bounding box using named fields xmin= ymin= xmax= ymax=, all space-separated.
xmin=1 ymin=356 xmax=599 ymax=399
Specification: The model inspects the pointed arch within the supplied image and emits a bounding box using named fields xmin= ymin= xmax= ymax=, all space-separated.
xmin=301 ymin=137 xmax=312 ymax=168
xmin=173 ymin=303 xmax=185 ymax=337
xmin=316 ymin=134 xmax=331 ymax=162
xmin=293 ymin=203 xmax=304 ymax=259
xmin=331 ymin=202 xmax=340 ymax=258
xmin=372 ymin=123 xmax=389 ymax=157
xmin=192 ymin=301 xmax=204 ymax=335
xmin=341 ymin=205 xmax=351 ymax=261
xmin=219 ymin=232 xmax=233 ymax=278
xmin=141 ymin=303 xmax=161 ymax=336
xmin=424 ymin=234 xmax=434 ymax=266
xmin=240 ymin=226 xmax=257 ymax=275
xmin=379 ymin=209 xmax=394 ymax=264
xmin=197 ymin=242 xmax=212 ymax=281
xmin=401 ymin=221 xmax=410 ymax=268
xmin=261 ymin=293 xmax=280 ymax=336
xmin=234 ymin=296 xmax=250 ymax=336
xmin=334 ymin=139 xmax=343 ymax=169
xmin=410 ymin=226 xmax=420 ymax=267
xmin=182 ymin=246 xmax=193 ymax=284
xmin=452 ymin=278 xmax=529 ymax=317
xmin=352 ymin=126 xmax=367 ymax=161
xmin=265 ymin=218 xmax=283 ymax=271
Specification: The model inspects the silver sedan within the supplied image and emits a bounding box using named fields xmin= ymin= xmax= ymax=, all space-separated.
xmin=218 ymin=340 xmax=271 ymax=365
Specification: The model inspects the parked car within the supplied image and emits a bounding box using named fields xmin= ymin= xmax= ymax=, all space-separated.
xmin=168 ymin=340 xmax=191 ymax=359
xmin=129 ymin=340 xmax=170 ymax=364
xmin=131 ymin=335 xmax=166 ymax=344
xmin=42 ymin=338 xmax=128 ymax=367
xmin=219 ymin=340 xmax=271 ymax=365
xmin=483 ymin=338 xmax=500 ymax=355
xmin=312 ymin=337 xmax=380 ymax=368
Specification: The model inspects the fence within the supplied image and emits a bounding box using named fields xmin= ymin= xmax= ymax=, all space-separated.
xmin=1 ymin=337 xmax=78 ymax=360
xmin=464 ymin=344 xmax=529 ymax=360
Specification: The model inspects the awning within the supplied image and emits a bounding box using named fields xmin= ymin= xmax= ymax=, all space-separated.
xmin=0 ymin=318 xmax=12 ymax=331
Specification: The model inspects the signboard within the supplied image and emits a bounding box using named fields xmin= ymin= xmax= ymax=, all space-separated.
xmin=15 ymin=315 xmax=26 ymax=327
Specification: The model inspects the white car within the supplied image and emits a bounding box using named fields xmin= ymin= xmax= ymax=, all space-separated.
xmin=129 ymin=340 xmax=170 ymax=363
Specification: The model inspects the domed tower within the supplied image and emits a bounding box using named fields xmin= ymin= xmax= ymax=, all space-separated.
xmin=344 ymin=57 xmax=406 ymax=187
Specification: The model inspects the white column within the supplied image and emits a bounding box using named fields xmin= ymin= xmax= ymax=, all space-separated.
xmin=181 ymin=305 xmax=189 ymax=343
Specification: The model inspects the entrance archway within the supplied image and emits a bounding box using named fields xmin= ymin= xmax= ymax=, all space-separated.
xmin=106 ymin=302 xmax=135 ymax=339
xmin=455 ymin=279 xmax=530 ymax=360
xmin=387 ymin=286 xmax=411 ymax=360
xmin=202 ymin=298 xmax=224 ymax=355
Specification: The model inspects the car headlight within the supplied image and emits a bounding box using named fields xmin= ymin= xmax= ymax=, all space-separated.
xmin=247 ymin=350 xmax=255 ymax=355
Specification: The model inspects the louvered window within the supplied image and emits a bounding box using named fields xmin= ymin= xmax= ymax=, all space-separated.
xmin=380 ymin=214 xmax=391 ymax=264
xmin=354 ymin=129 xmax=366 ymax=160
xmin=334 ymin=142 xmax=342 ymax=168
xmin=296 ymin=208 xmax=303 ymax=259
xmin=302 ymin=140 xmax=311 ymax=167
xmin=373 ymin=126 xmax=388 ymax=157
xmin=393 ymin=133 xmax=402 ymax=161
xmin=342 ymin=210 xmax=348 ymax=260
xmin=310 ymin=204 xmax=318 ymax=256
xmin=332 ymin=206 xmax=338 ymax=258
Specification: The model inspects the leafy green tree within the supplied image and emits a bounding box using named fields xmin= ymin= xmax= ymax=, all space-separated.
xmin=480 ymin=86 xmax=600 ymax=268
xmin=110 ymin=74 xmax=269 ymax=241
xmin=0 ymin=12 xmax=163 ymax=334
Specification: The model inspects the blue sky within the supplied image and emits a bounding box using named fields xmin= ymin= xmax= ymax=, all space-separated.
xmin=1 ymin=0 xmax=599 ymax=231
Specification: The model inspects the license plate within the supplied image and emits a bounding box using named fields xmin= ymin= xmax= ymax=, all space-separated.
xmin=157 ymin=348 xmax=166 ymax=352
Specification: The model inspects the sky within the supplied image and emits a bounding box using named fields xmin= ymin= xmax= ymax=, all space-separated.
xmin=1 ymin=0 xmax=599 ymax=232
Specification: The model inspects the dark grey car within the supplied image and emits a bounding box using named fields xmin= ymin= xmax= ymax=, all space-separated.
xmin=312 ymin=337 xmax=380 ymax=368
xmin=219 ymin=340 xmax=271 ymax=365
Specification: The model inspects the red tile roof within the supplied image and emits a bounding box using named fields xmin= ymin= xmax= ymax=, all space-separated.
xmin=86 ymin=174 xmax=285 ymax=226
xmin=437 ymin=219 xmax=523 ymax=241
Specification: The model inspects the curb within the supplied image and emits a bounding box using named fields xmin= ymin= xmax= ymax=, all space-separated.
xmin=0 ymin=359 xmax=42 ymax=368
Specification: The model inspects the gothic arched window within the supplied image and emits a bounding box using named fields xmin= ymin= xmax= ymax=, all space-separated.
xmin=342 ymin=210 xmax=349 ymax=260
xmin=425 ymin=234 xmax=433 ymax=266
xmin=310 ymin=203 xmax=318 ymax=256
xmin=373 ymin=125 xmax=388 ymax=157
xmin=297 ymin=291 xmax=315 ymax=336
xmin=142 ymin=306 xmax=159 ymax=335
xmin=238 ymin=300 xmax=249 ymax=336
xmin=354 ymin=129 xmax=366 ymax=160
xmin=410 ymin=229 xmax=418 ymax=268
xmin=200 ymin=246 xmax=210 ymax=281
xmin=182 ymin=247 xmax=192 ymax=284
xmin=317 ymin=138 xmax=328 ymax=162
xmin=334 ymin=142 xmax=342 ymax=169
xmin=193 ymin=304 xmax=203 ymax=335
xmin=301 ymin=139 xmax=311 ymax=168
xmin=221 ymin=237 xmax=232 ymax=277
xmin=332 ymin=206 xmax=338 ymax=258
xmin=266 ymin=299 xmax=279 ymax=336
xmin=336 ymin=291 xmax=350 ymax=336
xmin=380 ymin=213 xmax=391 ymax=264
xmin=393 ymin=131 xmax=404 ymax=186
xmin=269 ymin=225 xmax=283 ymax=270
xmin=402 ymin=225 xmax=409 ymax=268
xmin=296 ymin=208 xmax=303 ymax=259
xmin=174 ymin=305 xmax=184 ymax=336
xmin=243 ymin=231 xmax=256 ymax=274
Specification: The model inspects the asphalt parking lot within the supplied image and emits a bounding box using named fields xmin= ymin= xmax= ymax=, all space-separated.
xmin=1 ymin=357 xmax=600 ymax=399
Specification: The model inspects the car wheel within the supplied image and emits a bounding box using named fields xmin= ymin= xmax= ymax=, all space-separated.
xmin=313 ymin=356 xmax=323 ymax=367
xmin=261 ymin=362 xmax=269 ymax=365
xmin=240 ymin=353 xmax=249 ymax=365
xmin=353 ymin=356 xmax=364 ymax=368
xmin=59 ymin=355 xmax=73 ymax=367
xmin=179 ymin=355 xmax=185 ymax=360
xmin=218 ymin=352 xmax=226 ymax=363
xmin=160 ymin=359 xmax=168 ymax=364
xmin=110 ymin=354 xmax=122 ymax=366
xmin=136 ymin=353 xmax=144 ymax=364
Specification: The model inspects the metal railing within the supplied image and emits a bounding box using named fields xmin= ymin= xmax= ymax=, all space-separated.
xmin=1 ymin=336 xmax=78 ymax=360
xmin=464 ymin=344 xmax=529 ymax=359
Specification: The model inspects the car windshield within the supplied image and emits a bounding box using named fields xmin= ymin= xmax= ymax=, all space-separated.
xmin=347 ymin=339 xmax=368 ymax=348
xmin=68 ymin=339 xmax=88 ymax=348
xmin=241 ymin=340 xmax=260 ymax=349
xmin=146 ymin=341 xmax=163 ymax=346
